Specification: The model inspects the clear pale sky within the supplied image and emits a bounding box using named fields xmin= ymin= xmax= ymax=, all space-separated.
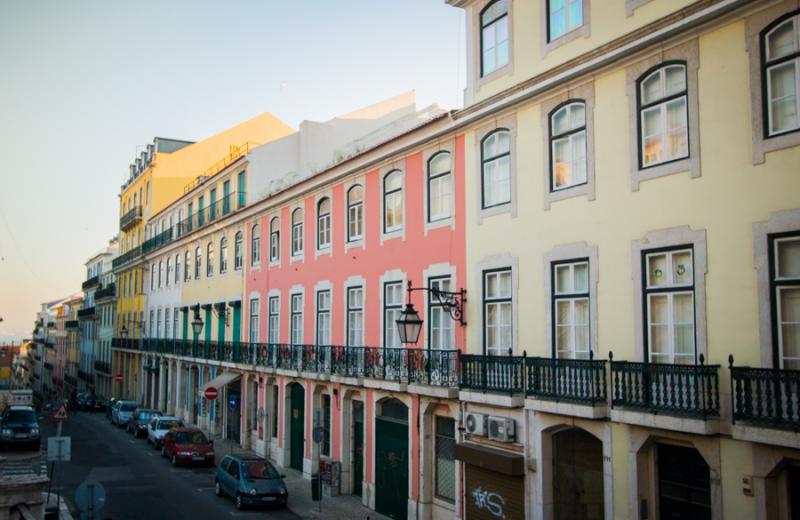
xmin=0 ymin=0 xmax=465 ymax=342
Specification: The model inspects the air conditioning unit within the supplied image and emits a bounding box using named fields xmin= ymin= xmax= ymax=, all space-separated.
xmin=488 ymin=416 xmax=515 ymax=443
xmin=464 ymin=412 xmax=487 ymax=436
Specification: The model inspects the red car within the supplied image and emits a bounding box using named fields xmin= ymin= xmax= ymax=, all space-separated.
xmin=160 ymin=427 xmax=215 ymax=467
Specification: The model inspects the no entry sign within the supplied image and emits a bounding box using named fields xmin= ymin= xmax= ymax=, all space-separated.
xmin=204 ymin=387 xmax=218 ymax=400
xmin=114 ymin=373 xmax=123 ymax=382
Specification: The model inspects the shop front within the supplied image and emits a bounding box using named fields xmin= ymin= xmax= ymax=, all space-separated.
xmin=455 ymin=442 xmax=525 ymax=520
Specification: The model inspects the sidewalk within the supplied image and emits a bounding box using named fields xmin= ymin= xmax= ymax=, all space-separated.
xmin=211 ymin=437 xmax=389 ymax=520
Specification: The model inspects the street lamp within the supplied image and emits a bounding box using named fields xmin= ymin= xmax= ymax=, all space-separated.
xmin=395 ymin=280 xmax=466 ymax=345
xmin=191 ymin=306 xmax=204 ymax=337
xmin=120 ymin=324 xmax=128 ymax=338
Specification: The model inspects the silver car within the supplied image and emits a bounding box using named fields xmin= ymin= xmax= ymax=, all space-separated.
xmin=146 ymin=416 xmax=183 ymax=448
xmin=111 ymin=400 xmax=138 ymax=427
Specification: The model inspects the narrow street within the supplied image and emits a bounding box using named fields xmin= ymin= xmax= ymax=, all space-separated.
xmin=40 ymin=411 xmax=300 ymax=520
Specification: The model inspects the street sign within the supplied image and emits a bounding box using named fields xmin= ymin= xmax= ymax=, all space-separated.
xmin=114 ymin=373 xmax=123 ymax=382
xmin=75 ymin=479 xmax=106 ymax=519
xmin=204 ymin=387 xmax=218 ymax=400
xmin=47 ymin=436 xmax=71 ymax=462
xmin=228 ymin=393 xmax=239 ymax=410
xmin=51 ymin=402 xmax=69 ymax=422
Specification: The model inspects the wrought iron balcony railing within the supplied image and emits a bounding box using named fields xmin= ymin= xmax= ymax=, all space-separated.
xmin=729 ymin=356 xmax=800 ymax=431
xmin=460 ymin=354 xmax=525 ymax=395
xmin=65 ymin=320 xmax=79 ymax=329
xmin=609 ymin=353 xmax=720 ymax=420
xmin=525 ymin=354 xmax=607 ymax=405
xmin=112 ymin=338 xmax=142 ymax=351
xmin=64 ymin=374 xmax=78 ymax=387
xmin=81 ymin=275 xmax=100 ymax=290
xmin=94 ymin=284 xmax=116 ymax=300
xmin=43 ymin=362 xmax=53 ymax=371
xmin=120 ymin=206 xmax=142 ymax=231
xmin=77 ymin=307 xmax=95 ymax=319
xmin=78 ymin=370 xmax=94 ymax=383
xmin=94 ymin=360 xmax=112 ymax=374
xmin=112 ymin=247 xmax=142 ymax=270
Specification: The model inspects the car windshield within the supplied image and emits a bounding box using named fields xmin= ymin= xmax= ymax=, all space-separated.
xmin=157 ymin=420 xmax=180 ymax=430
xmin=242 ymin=461 xmax=280 ymax=479
xmin=4 ymin=411 xmax=36 ymax=423
xmin=176 ymin=431 xmax=208 ymax=444
xmin=120 ymin=403 xmax=136 ymax=411
xmin=137 ymin=411 xmax=156 ymax=420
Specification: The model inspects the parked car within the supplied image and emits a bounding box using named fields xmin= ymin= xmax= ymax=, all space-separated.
xmin=215 ymin=456 xmax=288 ymax=510
xmin=0 ymin=406 xmax=40 ymax=450
xmin=111 ymin=400 xmax=137 ymax=427
xmin=126 ymin=408 xmax=162 ymax=438
xmin=160 ymin=427 xmax=214 ymax=467
xmin=146 ymin=416 xmax=183 ymax=448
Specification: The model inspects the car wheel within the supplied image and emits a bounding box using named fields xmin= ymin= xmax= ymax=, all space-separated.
xmin=171 ymin=454 xmax=178 ymax=467
xmin=214 ymin=480 xmax=222 ymax=497
xmin=235 ymin=493 xmax=244 ymax=510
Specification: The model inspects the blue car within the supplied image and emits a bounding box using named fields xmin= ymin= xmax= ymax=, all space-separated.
xmin=215 ymin=455 xmax=288 ymax=510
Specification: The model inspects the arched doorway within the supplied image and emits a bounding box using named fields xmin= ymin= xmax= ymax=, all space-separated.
xmin=657 ymin=443 xmax=711 ymax=519
xmin=289 ymin=383 xmax=305 ymax=471
xmin=552 ymin=428 xmax=604 ymax=520
xmin=352 ymin=399 xmax=364 ymax=496
xmin=375 ymin=398 xmax=408 ymax=520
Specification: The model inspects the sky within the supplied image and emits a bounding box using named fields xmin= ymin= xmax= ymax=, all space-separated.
xmin=0 ymin=0 xmax=465 ymax=343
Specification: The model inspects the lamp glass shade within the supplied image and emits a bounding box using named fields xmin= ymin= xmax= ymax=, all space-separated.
xmin=191 ymin=316 xmax=203 ymax=337
xmin=120 ymin=325 xmax=128 ymax=338
xmin=396 ymin=303 xmax=423 ymax=344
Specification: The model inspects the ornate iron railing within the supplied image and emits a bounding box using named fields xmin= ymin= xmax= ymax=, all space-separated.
xmin=729 ymin=356 xmax=800 ymax=431
xmin=112 ymin=337 xmax=142 ymax=351
xmin=64 ymin=374 xmax=78 ymax=387
xmin=120 ymin=206 xmax=142 ymax=231
xmin=77 ymin=307 xmax=95 ymax=319
xmin=94 ymin=360 xmax=111 ymax=374
xmin=65 ymin=320 xmax=79 ymax=329
xmin=112 ymin=246 xmax=142 ymax=270
xmin=81 ymin=275 xmax=100 ymax=290
xmin=525 ymin=354 xmax=607 ymax=405
xmin=142 ymin=228 xmax=173 ymax=254
xmin=460 ymin=354 xmax=525 ymax=395
xmin=95 ymin=284 xmax=116 ymax=300
xmin=609 ymin=353 xmax=720 ymax=419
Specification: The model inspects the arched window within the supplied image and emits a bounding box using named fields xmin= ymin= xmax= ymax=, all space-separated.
xmin=427 ymin=152 xmax=452 ymax=222
xmin=270 ymin=217 xmax=280 ymax=262
xmin=194 ymin=246 xmax=201 ymax=280
xmin=637 ymin=63 xmax=688 ymax=168
xmin=550 ymin=101 xmax=587 ymax=190
xmin=481 ymin=129 xmax=511 ymax=208
xmin=184 ymin=251 xmax=191 ymax=282
xmin=220 ymin=236 xmax=228 ymax=274
xmin=174 ymin=253 xmax=180 ymax=284
xmin=234 ymin=231 xmax=243 ymax=270
xmin=251 ymin=224 xmax=261 ymax=266
xmin=347 ymin=185 xmax=364 ymax=242
xmin=480 ymin=0 xmax=509 ymax=77
xmin=317 ymin=198 xmax=331 ymax=250
xmin=291 ymin=208 xmax=304 ymax=256
xmin=166 ymin=257 xmax=172 ymax=287
xmin=206 ymin=242 xmax=214 ymax=277
xmin=383 ymin=171 xmax=403 ymax=233
xmin=762 ymin=12 xmax=800 ymax=136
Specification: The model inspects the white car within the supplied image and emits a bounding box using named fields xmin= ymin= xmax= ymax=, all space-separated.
xmin=146 ymin=416 xmax=183 ymax=448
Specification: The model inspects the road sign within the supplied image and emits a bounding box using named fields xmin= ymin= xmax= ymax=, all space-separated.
xmin=51 ymin=403 xmax=69 ymax=422
xmin=204 ymin=387 xmax=218 ymax=400
xmin=114 ymin=373 xmax=123 ymax=382
xmin=47 ymin=436 xmax=71 ymax=462
xmin=75 ymin=479 xmax=106 ymax=518
xmin=228 ymin=393 xmax=239 ymax=410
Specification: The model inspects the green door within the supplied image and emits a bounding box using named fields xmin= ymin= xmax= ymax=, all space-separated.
xmin=182 ymin=311 xmax=188 ymax=341
xmin=232 ymin=305 xmax=241 ymax=344
xmin=210 ymin=188 xmax=217 ymax=220
xmin=290 ymin=384 xmax=305 ymax=471
xmin=198 ymin=195 xmax=205 ymax=226
xmin=353 ymin=401 xmax=364 ymax=496
xmin=375 ymin=416 xmax=408 ymax=519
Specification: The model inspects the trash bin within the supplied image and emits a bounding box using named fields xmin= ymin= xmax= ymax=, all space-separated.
xmin=311 ymin=474 xmax=321 ymax=501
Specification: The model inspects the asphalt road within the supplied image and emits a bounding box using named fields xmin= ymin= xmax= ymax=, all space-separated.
xmin=41 ymin=411 xmax=300 ymax=520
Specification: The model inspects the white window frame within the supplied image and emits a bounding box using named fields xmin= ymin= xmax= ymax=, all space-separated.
xmin=547 ymin=0 xmax=584 ymax=42
xmin=291 ymin=209 xmax=304 ymax=258
xmin=249 ymin=298 xmax=260 ymax=343
xmin=480 ymin=0 xmax=509 ymax=77
xmin=316 ymin=290 xmax=331 ymax=345
xmin=347 ymin=286 xmax=364 ymax=347
xmin=772 ymin=235 xmax=800 ymax=369
xmin=552 ymin=260 xmax=591 ymax=359
xmin=549 ymin=101 xmax=588 ymax=192
xmin=483 ymin=269 xmax=512 ymax=356
xmin=347 ymin=185 xmax=364 ymax=243
xmin=317 ymin=198 xmax=331 ymax=251
xmin=270 ymin=217 xmax=280 ymax=262
xmin=638 ymin=63 xmax=689 ymax=169
xmin=481 ymin=129 xmax=512 ymax=209
xmin=383 ymin=281 xmax=403 ymax=349
xmin=251 ymin=224 xmax=261 ymax=267
xmin=764 ymin=14 xmax=800 ymax=137
xmin=428 ymin=276 xmax=454 ymax=350
xmin=383 ymin=171 xmax=404 ymax=234
xmin=268 ymin=296 xmax=280 ymax=344
xmin=427 ymin=152 xmax=453 ymax=223
xmin=290 ymin=293 xmax=304 ymax=345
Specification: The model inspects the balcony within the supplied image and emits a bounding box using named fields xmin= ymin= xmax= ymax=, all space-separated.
xmin=120 ymin=206 xmax=142 ymax=231
xmin=81 ymin=275 xmax=100 ymax=290
xmin=94 ymin=360 xmax=111 ymax=374
xmin=142 ymin=227 xmax=173 ymax=254
xmin=77 ymin=307 xmax=95 ymax=320
xmin=112 ymin=247 xmax=142 ymax=270
xmin=729 ymin=357 xmax=800 ymax=448
xmin=65 ymin=320 xmax=79 ymax=329
xmin=182 ymin=141 xmax=256 ymax=194
xmin=44 ymin=338 xmax=55 ymax=349
xmin=112 ymin=338 xmax=142 ymax=351
xmin=609 ymin=354 xmax=720 ymax=434
xmin=64 ymin=374 xmax=78 ymax=387
xmin=78 ymin=370 xmax=94 ymax=383
xmin=95 ymin=284 xmax=116 ymax=301
xmin=43 ymin=362 xmax=53 ymax=371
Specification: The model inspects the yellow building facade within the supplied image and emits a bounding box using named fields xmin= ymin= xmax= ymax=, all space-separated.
xmin=450 ymin=0 xmax=800 ymax=519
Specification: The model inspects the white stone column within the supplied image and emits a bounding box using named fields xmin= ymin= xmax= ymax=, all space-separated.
xmin=175 ymin=360 xmax=183 ymax=419
xmin=158 ymin=359 xmax=167 ymax=412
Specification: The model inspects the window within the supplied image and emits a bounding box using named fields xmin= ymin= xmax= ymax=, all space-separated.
xmin=435 ymin=416 xmax=456 ymax=502
xmin=249 ymin=298 xmax=260 ymax=343
xmin=317 ymin=198 xmax=331 ymax=250
xmin=291 ymin=294 xmax=303 ymax=345
xmin=206 ymin=242 xmax=214 ymax=277
xmin=174 ymin=254 xmax=180 ymax=284
xmin=219 ymin=236 xmax=228 ymax=274
xmin=209 ymin=188 xmax=217 ymax=221
xmin=428 ymin=152 xmax=452 ymax=222
xmin=150 ymin=264 xmax=155 ymax=291
xmin=194 ymin=247 xmax=201 ymax=280
xmin=644 ymin=247 xmax=695 ymax=364
xmin=156 ymin=309 xmax=162 ymax=338
xmin=184 ymin=251 xmax=191 ymax=282
xmin=251 ymin=224 xmax=261 ymax=266
xmin=481 ymin=129 xmax=511 ymax=208
xmin=550 ymin=102 xmax=587 ymax=191
xmin=322 ymin=394 xmax=331 ymax=457
xmin=237 ymin=171 xmax=246 ymax=208
xmin=158 ymin=261 xmax=164 ymax=288
xmin=234 ymin=231 xmax=243 ymax=270
xmin=166 ymin=257 xmax=172 ymax=287
xmin=347 ymin=185 xmax=364 ymax=242
xmin=770 ymin=235 xmax=800 ymax=369
xmin=173 ymin=309 xmax=179 ymax=339
xmin=316 ymin=290 xmax=331 ymax=345
xmin=271 ymin=386 xmax=279 ymax=437
xmin=552 ymin=260 xmax=590 ymax=359
xmin=429 ymin=277 xmax=454 ymax=350
xmin=548 ymin=0 xmax=583 ymax=41
xmin=188 ymin=202 xmax=194 ymax=232
xmin=763 ymin=13 xmax=800 ymax=136
xmin=384 ymin=282 xmax=403 ymax=348
xmin=638 ymin=63 xmax=689 ymax=168
xmin=268 ymin=297 xmax=280 ymax=344
xmin=269 ymin=217 xmax=280 ymax=262
xmin=198 ymin=195 xmax=205 ymax=226
xmin=149 ymin=310 xmax=155 ymax=338
xmin=222 ymin=180 xmax=231 ymax=215
xmin=484 ymin=269 xmax=512 ymax=355
xmin=383 ymin=171 xmax=403 ymax=233
xmin=347 ymin=287 xmax=364 ymax=346
xmin=480 ymin=0 xmax=509 ymax=77
xmin=165 ymin=308 xmax=171 ymax=338
xmin=291 ymin=209 xmax=304 ymax=256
